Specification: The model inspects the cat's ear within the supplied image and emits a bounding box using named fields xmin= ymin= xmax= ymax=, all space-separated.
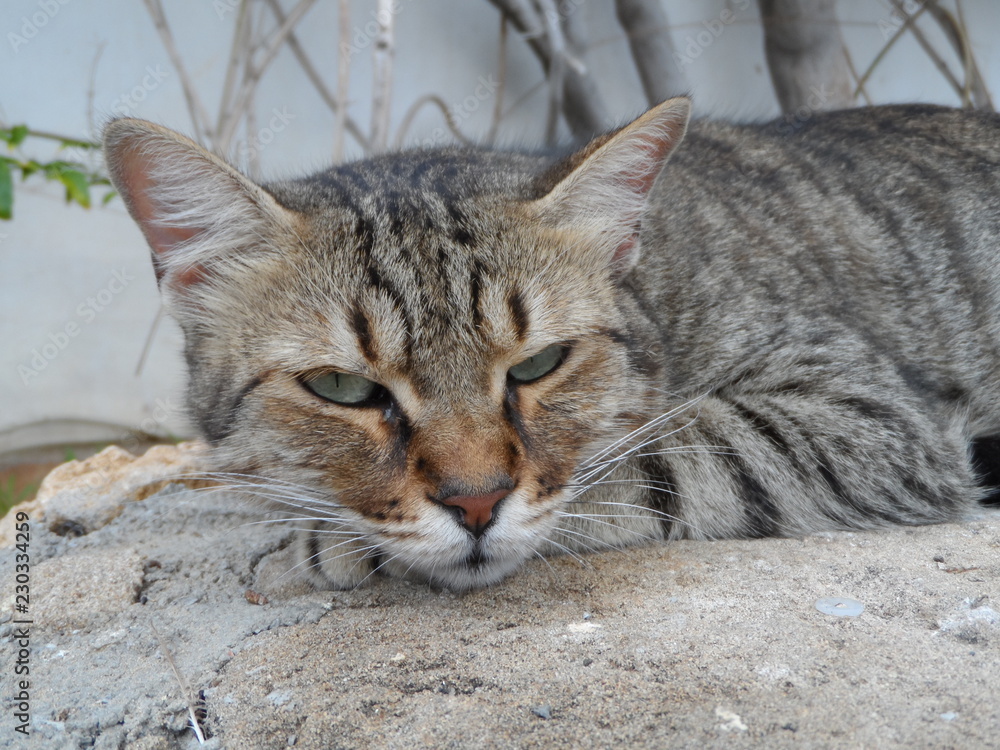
xmin=103 ymin=118 xmax=297 ymax=291
xmin=527 ymin=96 xmax=691 ymax=273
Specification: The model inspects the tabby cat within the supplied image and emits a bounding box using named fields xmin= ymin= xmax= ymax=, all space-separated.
xmin=103 ymin=97 xmax=1000 ymax=590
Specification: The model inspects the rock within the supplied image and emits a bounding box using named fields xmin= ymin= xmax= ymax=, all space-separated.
xmin=32 ymin=548 xmax=145 ymax=631
xmin=0 ymin=442 xmax=211 ymax=545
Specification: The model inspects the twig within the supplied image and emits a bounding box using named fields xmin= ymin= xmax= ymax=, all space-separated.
xmin=149 ymin=619 xmax=205 ymax=744
xmin=841 ymin=44 xmax=872 ymax=105
xmin=923 ymin=0 xmax=993 ymax=110
xmin=486 ymin=0 xmax=609 ymax=137
xmin=85 ymin=43 xmax=105 ymax=140
xmin=8 ymin=129 xmax=100 ymax=149
xmin=244 ymin=71 xmax=260 ymax=176
xmin=263 ymin=0 xmax=369 ymax=153
xmin=886 ymin=0 xmax=963 ymax=100
xmin=216 ymin=0 xmax=252 ymax=141
xmin=394 ymin=95 xmax=475 ymax=148
xmin=370 ymin=0 xmax=396 ymax=152
xmin=853 ymin=3 xmax=927 ymax=101
xmin=334 ymin=0 xmax=351 ymax=160
xmin=216 ymin=0 xmax=319 ymax=155
xmin=134 ymin=305 xmax=163 ymax=377
xmin=486 ymin=14 xmax=508 ymax=144
xmin=142 ymin=0 xmax=213 ymax=144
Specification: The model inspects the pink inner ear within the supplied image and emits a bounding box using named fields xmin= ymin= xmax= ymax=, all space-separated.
xmin=145 ymin=223 xmax=204 ymax=282
xmin=611 ymin=235 xmax=638 ymax=267
xmin=609 ymin=116 xmax=686 ymax=270
xmin=622 ymin=133 xmax=679 ymax=195
xmin=116 ymin=140 xmax=209 ymax=286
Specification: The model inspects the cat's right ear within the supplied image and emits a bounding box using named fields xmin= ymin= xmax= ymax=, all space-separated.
xmin=527 ymin=97 xmax=691 ymax=274
xmin=103 ymin=118 xmax=297 ymax=292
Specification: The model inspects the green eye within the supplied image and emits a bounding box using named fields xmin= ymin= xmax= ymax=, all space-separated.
xmin=508 ymin=344 xmax=566 ymax=383
xmin=304 ymin=372 xmax=381 ymax=405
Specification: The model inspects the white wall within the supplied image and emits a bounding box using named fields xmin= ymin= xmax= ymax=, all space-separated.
xmin=1 ymin=0 xmax=998 ymax=457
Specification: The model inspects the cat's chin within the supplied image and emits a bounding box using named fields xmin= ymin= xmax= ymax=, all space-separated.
xmin=298 ymin=517 xmax=553 ymax=592
xmin=300 ymin=543 xmax=531 ymax=592
xmin=378 ymin=551 xmax=529 ymax=592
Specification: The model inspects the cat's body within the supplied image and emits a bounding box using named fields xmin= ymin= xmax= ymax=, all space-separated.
xmin=105 ymin=100 xmax=1000 ymax=590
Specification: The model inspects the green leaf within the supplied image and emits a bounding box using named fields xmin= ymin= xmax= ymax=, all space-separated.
xmin=20 ymin=159 xmax=41 ymax=179
xmin=59 ymin=137 xmax=99 ymax=150
xmin=101 ymin=189 xmax=118 ymax=206
xmin=0 ymin=159 xmax=13 ymax=219
xmin=9 ymin=125 xmax=29 ymax=148
xmin=58 ymin=168 xmax=91 ymax=208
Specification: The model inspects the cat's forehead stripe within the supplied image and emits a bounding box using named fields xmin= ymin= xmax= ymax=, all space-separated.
xmin=508 ymin=290 xmax=529 ymax=342
xmin=349 ymin=306 xmax=376 ymax=362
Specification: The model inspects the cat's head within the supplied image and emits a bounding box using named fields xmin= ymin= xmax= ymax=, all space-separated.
xmin=103 ymin=98 xmax=691 ymax=590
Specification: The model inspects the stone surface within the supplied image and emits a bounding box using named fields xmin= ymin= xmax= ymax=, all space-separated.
xmin=0 ymin=442 xmax=210 ymax=546
xmin=0 ymin=449 xmax=998 ymax=748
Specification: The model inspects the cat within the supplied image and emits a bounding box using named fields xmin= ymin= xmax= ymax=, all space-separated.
xmin=103 ymin=97 xmax=1000 ymax=591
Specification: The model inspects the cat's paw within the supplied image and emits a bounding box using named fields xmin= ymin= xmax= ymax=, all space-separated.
xmin=294 ymin=523 xmax=375 ymax=589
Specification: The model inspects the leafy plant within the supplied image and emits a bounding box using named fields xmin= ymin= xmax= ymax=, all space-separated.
xmin=0 ymin=475 xmax=39 ymax=517
xmin=0 ymin=126 xmax=114 ymax=220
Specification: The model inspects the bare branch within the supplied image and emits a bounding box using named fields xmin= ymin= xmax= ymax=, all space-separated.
xmin=757 ymin=0 xmax=853 ymax=113
xmin=370 ymin=0 xmax=396 ymax=152
xmin=886 ymin=0 xmax=963 ymax=101
xmin=85 ymin=43 xmax=106 ymax=140
xmin=536 ymin=0 xmax=566 ymax=145
xmin=262 ymin=0 xmax=369 ymax=152
xmin=142 ymin=0 xmax=213 ymax=143
xmin=614 ymin=0 xmax=687 ymax=104
xmin=486 ymin=14 xmax=509 ymax=144
xmin=922 ymin=0 xmax=993 ymax=110
xmin=841 ymin=45 xmax=872 ymax=106
xmin=486 ymin=0 xmax=610 ymax=137
xmin=394 ymin=95 xmax=475 ymax=148
xmin=854 ymin=2 xmax=928 ymax=102
xmin=334 ymin=0 xmax=351 ymax=160
xmin=216 ymin=0 xmax=319 ymax=155
xmin=216 ymin=0 xmax=252 ymax=139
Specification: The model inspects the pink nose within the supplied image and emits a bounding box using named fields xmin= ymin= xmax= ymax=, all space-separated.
xmin=439 ymin=488 xmax=508 ymax=536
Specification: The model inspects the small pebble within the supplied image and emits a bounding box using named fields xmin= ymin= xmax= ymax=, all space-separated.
xmin=244 ymin=589 xmax=269 ymax=606
xmin=531 ymin=705 xmax=552 ymax=720
xmin=815 ymin=597 xmax=864 ymax=618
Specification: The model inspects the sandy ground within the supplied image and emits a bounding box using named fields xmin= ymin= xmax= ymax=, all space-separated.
xmin=1 ymin=446 xmax=998 ymax=749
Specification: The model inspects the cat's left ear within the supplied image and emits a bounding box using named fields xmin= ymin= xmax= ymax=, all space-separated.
xmin=527 ymin=96 xmax=691 ymax=273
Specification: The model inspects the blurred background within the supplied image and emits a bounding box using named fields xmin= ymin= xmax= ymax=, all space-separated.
xmin=1 ymin=0 xmax=998 ymax=511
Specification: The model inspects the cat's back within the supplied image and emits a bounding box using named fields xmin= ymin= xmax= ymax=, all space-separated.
xmin=682 ymin=103 xmax=1000 ymax=171
xmin=641 ymin=104 xmax=1000 ymax=405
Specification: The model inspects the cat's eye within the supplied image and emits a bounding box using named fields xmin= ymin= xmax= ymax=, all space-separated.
xmin=303 ymin=372 xmax=383 ymax=406
xmin=508 ymin=344 xmax=567 ymax=384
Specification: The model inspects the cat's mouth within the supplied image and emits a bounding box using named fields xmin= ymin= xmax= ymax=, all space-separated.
xmin=463 ymin=545 xmax=488 ymax=568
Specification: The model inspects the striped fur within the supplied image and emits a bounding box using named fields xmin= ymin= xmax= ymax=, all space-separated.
xmin=104 ymin=99 xmax=1000 ymax=590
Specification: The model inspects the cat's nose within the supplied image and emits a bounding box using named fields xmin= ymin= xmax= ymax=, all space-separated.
xmin=436 ymin=487 xmax=509 ymax=538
